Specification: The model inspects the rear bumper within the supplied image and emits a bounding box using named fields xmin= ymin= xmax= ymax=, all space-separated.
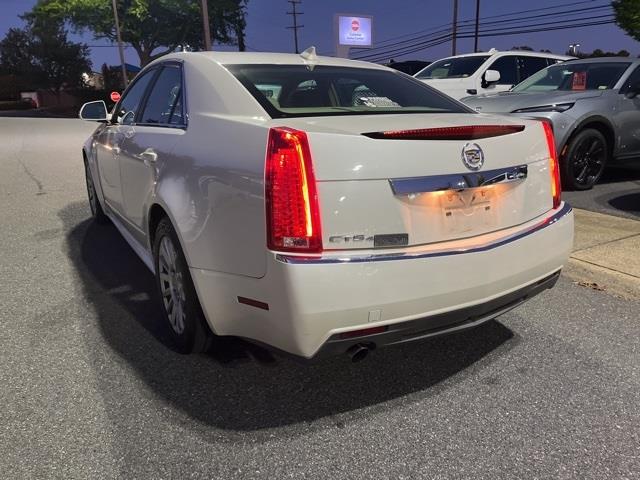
xmin=191 ymin=203 xmax=573 ymax=359
xmin=314 ymin=270 xmax=560 ymax=359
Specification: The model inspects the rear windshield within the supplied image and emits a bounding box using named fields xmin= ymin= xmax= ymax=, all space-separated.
xmin=227 ymin=64 xmax=469 ymax=118
xmin=415 ymin=56 xmax=490 ymax=79
xmin=512 ymin=62 xmax=631 ymax=93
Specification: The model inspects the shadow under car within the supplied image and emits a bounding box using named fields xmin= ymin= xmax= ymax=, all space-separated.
xmin=60 ymin=203 xmax=516 ymax=431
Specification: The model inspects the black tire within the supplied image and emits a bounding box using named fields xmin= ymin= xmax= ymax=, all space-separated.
xmin=560 ymin=128 xmax=608 ymax=191
xmin=84 ymin=160 xmax=109 ymax=224
xmin=153 ymin=217 xmax=212 ymax=353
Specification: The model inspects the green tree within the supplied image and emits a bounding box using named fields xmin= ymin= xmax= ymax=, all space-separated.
xmin=569 ymin=48 xmax=632 ymax=58
xmin=0 ymin=17 xmax=92 ymax=94
xmin=0 ymin=28 xmax=37 ymax=85
xmin=29 ymin=0 xmax=248 ymax=67
xmin=613 ymin=0 xmax=640 ymax=42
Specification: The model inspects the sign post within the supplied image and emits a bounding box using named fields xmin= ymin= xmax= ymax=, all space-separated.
xmin=334 ymin=14 xmax=373 ymax=59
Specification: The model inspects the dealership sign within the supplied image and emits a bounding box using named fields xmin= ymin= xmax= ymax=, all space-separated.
xmin=337 ymin=15 xmax=373 ymax=47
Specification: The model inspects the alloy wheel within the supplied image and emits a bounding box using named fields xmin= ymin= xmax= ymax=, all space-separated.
xmin=86 ymin=167 xmax=97 ymax=215
xmin=571 ymin=136 xmax=606 ymax=188
xmin=158 ymin=236 xmax=186 ymax=335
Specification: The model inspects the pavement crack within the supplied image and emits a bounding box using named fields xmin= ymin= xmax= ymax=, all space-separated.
xmin=571 ymin=232 xmax=640 ymax=253
xmin=569 ymin=256 xmax=640 ymax=280
xmin=18 ymin=157 xmax=46 ymax=195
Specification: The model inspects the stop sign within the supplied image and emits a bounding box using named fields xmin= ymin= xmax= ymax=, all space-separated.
xmin=110 ymin=91 xmax=121 ymax=102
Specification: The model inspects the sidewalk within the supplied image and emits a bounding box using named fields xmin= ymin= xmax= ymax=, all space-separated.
xmin=565 ymin=208 xmax=640 ymax=300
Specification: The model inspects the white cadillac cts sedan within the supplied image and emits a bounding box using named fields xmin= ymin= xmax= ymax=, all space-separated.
xmin=79 ymin=50 xmax=573 ymax=361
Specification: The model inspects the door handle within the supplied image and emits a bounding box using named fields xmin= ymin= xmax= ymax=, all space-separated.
xmin=140 ymin=148 xmax=158 ymax=166
xmin=112 ymin=145 xmax=121 ymax=156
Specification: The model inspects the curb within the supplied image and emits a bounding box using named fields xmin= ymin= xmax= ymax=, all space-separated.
xmin=564 ymin=208 xmax=640 ymax=300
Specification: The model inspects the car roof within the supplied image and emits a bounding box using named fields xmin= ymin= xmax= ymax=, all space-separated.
xmin=436 ymin=50 xmax=572 ymax=60
xmin=157 ymin=51 xmax=390 ymax=71
xmin=562 ymin=56 xmax=640 ymax=65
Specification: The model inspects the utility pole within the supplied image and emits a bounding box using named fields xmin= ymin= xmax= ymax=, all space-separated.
xmin=474 ymin=0 xmax=481 ymax=52
xmin=200 ymin=0 xmax=212 ymax=51
xmin=286 ymin=0 xmax=303 ymax=54
xmin=111 ymin=0 xmax=128 ymax=88
xmin=451 ymin=0 xmax=459 ymax=56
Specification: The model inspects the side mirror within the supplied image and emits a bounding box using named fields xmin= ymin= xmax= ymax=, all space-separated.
xmin=625 ymin=82 xmax=640 ymax=99
xmin=79 ymin=100 xmax=108 ymax=122
xmin=483 ymin=69 xmax=501 ymax=84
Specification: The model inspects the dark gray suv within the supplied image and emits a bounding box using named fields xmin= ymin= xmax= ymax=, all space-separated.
xmin=462 ymin=57 xmax=640 ymax=190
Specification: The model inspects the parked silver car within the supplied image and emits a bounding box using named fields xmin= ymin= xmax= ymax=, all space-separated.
xmin=462 ymin=57 xmax=640 ymax=190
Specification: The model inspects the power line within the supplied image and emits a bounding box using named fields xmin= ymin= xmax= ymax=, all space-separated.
xmin=352 ymin=1 xmax=610 ymax=52
xmin=360 ymin=17 xmax=615 ymax=63
xmin=286 ymin=0 xmax=303 ymax=54
xmin=364 ymin=19 xmax=615 ymax=63
xmin=362 ymin=18 xmax=615 ymax=63
xmin=353 ymin=4 xmax=612 ymax=58
xmin=475 ymin=0 xmax=603 ymax=21
xmin=353 ymin=9 xmax=613 ymax=61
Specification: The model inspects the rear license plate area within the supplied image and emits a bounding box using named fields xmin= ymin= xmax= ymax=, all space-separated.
xmin=441 ymin=188 xmax=497 ymax=235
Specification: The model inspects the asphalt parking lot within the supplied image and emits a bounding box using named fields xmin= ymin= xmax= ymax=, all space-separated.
xmin=564 ymin=166 xmax=640 ymax=221
xmin=1 ymin=117 xmax=639 ymax=479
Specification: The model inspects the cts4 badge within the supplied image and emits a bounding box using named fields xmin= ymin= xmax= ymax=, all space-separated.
xmin=461 ymin=143 xmax=484 ymax=171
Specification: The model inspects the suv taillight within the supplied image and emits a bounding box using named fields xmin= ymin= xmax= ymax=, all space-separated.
xmin=265 ymin=127 xmax=322 ymax=253
xmin=542 ymin=121 xmax=562 ymax=209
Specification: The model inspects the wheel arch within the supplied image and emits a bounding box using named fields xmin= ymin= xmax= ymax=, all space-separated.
xmin=147 ymin=201 xmax=217 ymax=336
xmin=147 ymin=203 xmax=171 ymax=252
xmin=82 ymin=147 xmax=108 ymax=212
xmin=561 ymin=116 xmax=615 ymax=160
xmin=146 ymin=202 xmax=195 ymax=266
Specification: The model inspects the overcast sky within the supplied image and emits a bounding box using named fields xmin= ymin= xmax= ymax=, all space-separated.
xmin=1 ymin=0 xmax=637 ymax=70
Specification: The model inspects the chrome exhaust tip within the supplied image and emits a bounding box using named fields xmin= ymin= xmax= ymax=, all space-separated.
xmin=347 ymin=344 xmax=370 ymax=363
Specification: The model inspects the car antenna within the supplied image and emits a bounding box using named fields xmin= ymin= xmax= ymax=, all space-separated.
xmin=300 ymin=46 xmax=318 ymax=70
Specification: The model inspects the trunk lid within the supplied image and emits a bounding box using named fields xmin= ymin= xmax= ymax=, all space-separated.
xmin=275 ymin=113 xmax=554 ymax=251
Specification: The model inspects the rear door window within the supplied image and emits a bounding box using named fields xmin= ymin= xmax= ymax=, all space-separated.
xmin=139 ymin=65 xmax=184 ymax=126
xmin=518 ymin=56 xmax=549 ymax=82
xmin=582 ymin=64 xmax=628 ymax=90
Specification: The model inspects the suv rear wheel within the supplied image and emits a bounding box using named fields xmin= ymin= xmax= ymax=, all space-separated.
xmin=153 ymin=217 xmax=212 ymax=353
xmin=561 ymin=128 xmax=608 ymax=191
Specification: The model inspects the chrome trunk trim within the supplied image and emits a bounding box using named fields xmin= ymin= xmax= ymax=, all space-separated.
xmin=388 ymin=165 xmax=528 ymax=195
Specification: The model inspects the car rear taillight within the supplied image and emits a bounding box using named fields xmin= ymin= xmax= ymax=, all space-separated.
xmin=542 ymin=121 xmax=562 ymax=209
xmin=265 ymin=127 xmax=322 ymax=253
